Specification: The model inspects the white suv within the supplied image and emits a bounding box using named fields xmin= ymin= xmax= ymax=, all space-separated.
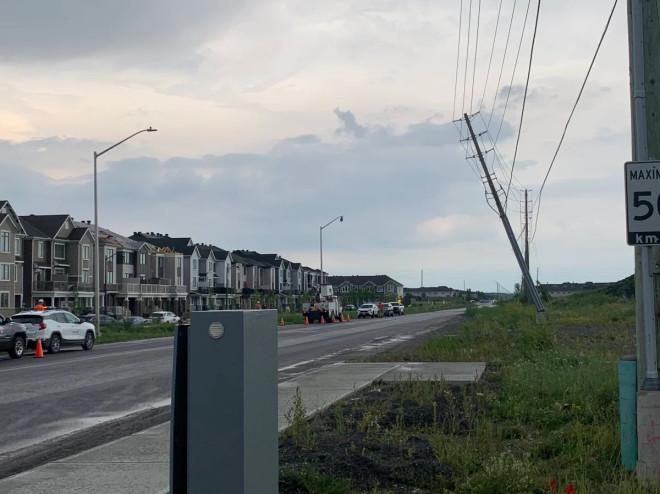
xmin=357 ymin=303 xmax=378 ymax=318
xmin=11 ymin=310 xmax=96 ymax=354
xmin=150 ymin=311 xmax=180 ymax=324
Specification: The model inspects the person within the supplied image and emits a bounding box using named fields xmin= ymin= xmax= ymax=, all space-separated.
xmin=254 ymin=301 xmax=261 ymax=310
xmin=377 ymin=301 xmax=384 ymax=318
xmin=34 ymin=299 xmax=46 ymax=311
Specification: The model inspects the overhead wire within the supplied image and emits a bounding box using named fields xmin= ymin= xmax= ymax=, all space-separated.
xmin=479 ymin=0 xmax=504 ymax=113
xmin=453 ymin=0 xmax=464 ymax=121
xmin=487 ymin=0 xmax=518 ymax=130
xmin=470 ymin=0 xmax=482 ymax=113
xmin=505 ymin=0 xmax=540 ymax=211
xmin=493 ymin=0 xmax=532 ymax=147
xmin=461 ymin=0 xmax=473 ymax=122
xmin=530 ymin=0 xmax=618 ymax=242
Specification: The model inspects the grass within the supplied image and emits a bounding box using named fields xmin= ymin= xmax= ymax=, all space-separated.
xmin=280 ymin=294 xmax=653 ymax=493
xmin=96 ymin=322 xmax=176 ymax=343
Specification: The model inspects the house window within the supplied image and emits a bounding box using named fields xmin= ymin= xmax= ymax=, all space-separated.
xmin=83 ymin=244 xmax=90 ymax=260
xmin=208 ymin=261 xmax=213 ymax=272
xmin=106 ymin=271 xmax=113 ymax=284
xmin=82 ymin=269 xmax=89 ymax=283
xmin=0 ymin=231 xmax=9 ymax=253
xmin=0 ymin=292 xmax=8 ymax=308
xmin=341 ymin=285 xmax=349 ymax=293
xmin=192 ymin=260 xmax=197 ymax=272
xmin=14 ymin=237 xmax=20 ymax=256
xmin=140 ymin=253 xmax=146 ymax=265
xmin=377 ymin=286 xmax=384 ymax=292
xmin=124 ymin=273 xmax=131 ymax=279
xmin=14 ymin=265 xmax=17 ymax=282
xmin=54 ymin=243 xmax=65 ymax=259
xmin=38 ymin=241 xmax=44 ymax=258
xmin=123 ymin=252 xmax=133 ymax=265
xmin=387 ymin=284 xmax=394 ymax=292
xmin=0 ymin=264 xmax=10 ymax=281
xmin=176 ymin=257 xmax=182 ymax=268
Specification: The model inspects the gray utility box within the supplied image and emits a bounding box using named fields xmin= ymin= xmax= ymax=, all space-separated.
xmin=170 ymin=310 xmax=278 ymax=494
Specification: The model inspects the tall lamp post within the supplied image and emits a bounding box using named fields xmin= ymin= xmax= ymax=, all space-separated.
xmin=94 ymin=127 xmax=157 ymax=335
xmin=320 ymin=215 xmax=343 ymax=286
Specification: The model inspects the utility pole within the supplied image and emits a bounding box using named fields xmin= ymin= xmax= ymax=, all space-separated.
xmin=629 ymin=0 xmax=660 ymax=481
xmin=520 ymin=190 xmax=531 ymax=298
xmin=464 ymin=113 xmax=545 ymax=315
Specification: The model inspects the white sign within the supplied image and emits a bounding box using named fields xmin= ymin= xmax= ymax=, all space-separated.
xmin=626 ymin=160 xmax=660 ymax=245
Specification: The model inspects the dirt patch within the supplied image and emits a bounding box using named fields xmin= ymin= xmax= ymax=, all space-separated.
xmin=279 ymin=380 xmax=480 ymax=493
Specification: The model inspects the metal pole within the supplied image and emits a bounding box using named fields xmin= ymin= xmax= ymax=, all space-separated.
xmin=92 ymin=127 xmax=156 ymax=338
xmin=320 ymin=226 xmax=323 ymax=286
xmin=630 ymin=0 xmax=659 ymax=389
xmin=94 ymin=152 xmax=101 ymax=336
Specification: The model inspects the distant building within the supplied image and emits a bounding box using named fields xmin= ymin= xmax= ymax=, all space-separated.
xmin=326 ymin=275 xmax=404 ymax=299
xmin=404 ymin=286 xmax=460 ymax=300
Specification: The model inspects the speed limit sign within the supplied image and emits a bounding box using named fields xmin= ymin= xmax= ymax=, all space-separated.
xmin=625 ymin=161 xmax=660 ymax=245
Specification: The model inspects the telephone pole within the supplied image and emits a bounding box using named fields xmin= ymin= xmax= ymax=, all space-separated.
xmin=520 ymin=190 xmax=531 ymax=298
xmin=464 ymin=113 xmax=545 ymax=315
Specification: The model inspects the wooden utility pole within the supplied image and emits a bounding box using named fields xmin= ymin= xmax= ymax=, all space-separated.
xmin=521 ymin=190 xmax=531 ymax=298
xmin=464 ymin=114 xmax=545 ymax=315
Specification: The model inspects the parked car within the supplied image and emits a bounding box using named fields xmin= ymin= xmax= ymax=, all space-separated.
xmin=357 ymin=303 xmax=378 ymax=318
xmin=11 ymin=309 xmax=96 ymax=354
xmin=0 ymin=314 xmax=28 ymax=359
xmin=389 ymin=302 xmax=405 ymax=315
xmin=81 ymin=313 xmax=118 ymax=325
xmin=150 ymin=311 xmax=180 ymax=324
xmin=344 ymin=304 xmax=357 ymax=311
xmin=382 ymin=302 xmax=394 ymax=317
xmin=129 ymin=316 xmax=149 ymax=325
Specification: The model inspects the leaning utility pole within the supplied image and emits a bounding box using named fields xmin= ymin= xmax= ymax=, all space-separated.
xmin=520 ymin=190 xmax=531 ymax=298
xmin=464 ymin=113 xmax=545 ymax=315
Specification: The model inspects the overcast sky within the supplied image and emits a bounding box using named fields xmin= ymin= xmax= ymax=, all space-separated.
xmin=0 ymin=1 xmax=633 ymax=293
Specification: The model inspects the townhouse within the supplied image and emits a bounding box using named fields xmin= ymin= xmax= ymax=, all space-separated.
xmin=0 ymin=201 xmax=26 ymax=316
xmin=326 ymin=275 xmax=405 ymax=301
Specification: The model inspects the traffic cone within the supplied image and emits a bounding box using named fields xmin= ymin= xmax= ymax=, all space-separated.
xmin=279 ymin=317 xmax=285 ymax=327
xmin=320 ymin=316 xmax=325 ymax=324
xmin=340 ymin=315 xmax=344 ymax=322
xmin=331 ymin=315 xmax=336 ymax=323
xmin=347 ymin=314 xmax=351 ymax=322
xmin=304 ymin=316 xmax=309 ymax=325
xmin=35 ymin=338 xmax=44 ymax=358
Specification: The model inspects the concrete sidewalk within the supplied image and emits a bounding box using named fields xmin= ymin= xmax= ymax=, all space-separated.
xmin=0 ymin=362 xmax=485 ymax=494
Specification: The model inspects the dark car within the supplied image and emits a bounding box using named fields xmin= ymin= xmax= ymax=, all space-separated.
xmin=81 ymin=313 xmax=118 ymax=325
xmin=0 ymin=314 xmax=27 ymax=358
xmin=344 ymin=304 xmax=357 ymax=311
xmin=129 ymin=316 xmax=149 ymax=325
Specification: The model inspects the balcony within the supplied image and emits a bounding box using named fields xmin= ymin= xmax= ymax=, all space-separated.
xmin=33 ymin=281 xmax=95 ymax=293
xmin=118 ymin=283 xmax=188 ymax=297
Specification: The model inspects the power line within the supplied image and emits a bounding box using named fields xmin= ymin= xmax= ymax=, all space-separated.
xmin=453 ymin=0 xmax=464 ymax=121
xmin=493 ymin=0 xmax=532 ymax=147
xmin=505 ymin=0 xmax=540 ymax=211
xmin=462 ymin=0 xmax=473 ymax=119
xmin=470 ymin=0 xmax=482 ymax=113
xmin=530 ymin=0 xmax=618 ymax=241
xmin=487 ymin=0 xmax=518 ymax=130
xmin=479 ymin=0 xmax=504 ymax=112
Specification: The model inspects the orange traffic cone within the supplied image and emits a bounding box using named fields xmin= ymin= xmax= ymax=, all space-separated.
xmin=35 ymin=338 xmax=44 ymax=358
xmin=331 ymin=315 xmax=336 ymax=323
xmin=340 ymin=315 xmax=344 ymax=323
xmin=320 ymin=316 xmax=325 ymax=324
xmin=347 ymin=314 xmax=351 ymax=322
xmin=280 ymin=317 xmax=285 ymax=327
xmin=304 ymin=316 xmax=309 ymax=325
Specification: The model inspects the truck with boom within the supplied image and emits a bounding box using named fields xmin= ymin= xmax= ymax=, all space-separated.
xmin=302 ymin=284 xmax=342 ymax=323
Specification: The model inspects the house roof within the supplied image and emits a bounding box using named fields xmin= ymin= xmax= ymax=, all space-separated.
xmin=129 ymin=232 xmax=196 ymax=255
xmin=20 ymin=218 xmax=49 ymax=239
xmin=73 ymin=222 xmax=145 ymax=250
xmin=0 ymin=201 xmax=27 ymax=235
xmin=404 ymin=286 xmax=455 ymax=292
xmin=234 ymin=250 xmax=282 ymax=268
xmin=326 ymin=275 xmax=404 ymax=287
xmin=19 ymin=214 xmax=70 ymax=238
xmin=231 ymin=251 xmax=270 ymax=267
xmin=68 ymin=227 xmax=89 ymax=242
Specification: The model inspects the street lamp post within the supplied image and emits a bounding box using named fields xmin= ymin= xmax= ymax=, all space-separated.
xmin=320 ymin=215 xmax=343 ymax=286
xmin=94 ymin=127 xmax=157 ymax=335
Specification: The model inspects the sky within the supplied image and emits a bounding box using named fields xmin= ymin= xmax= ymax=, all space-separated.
xmin=0 ymin=1 xmax=634 ymax=293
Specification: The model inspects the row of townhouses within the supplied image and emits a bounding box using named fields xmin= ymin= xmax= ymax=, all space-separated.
xmin=0 ymin=200 xmax=404 ymax=317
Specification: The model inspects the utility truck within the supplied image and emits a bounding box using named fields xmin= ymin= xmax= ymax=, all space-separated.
xmin=302 ymin=284 xmax=342 ymax=323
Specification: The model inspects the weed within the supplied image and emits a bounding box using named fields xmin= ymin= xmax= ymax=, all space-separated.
xmin=284 ymin=387 xmax=317 ymax=450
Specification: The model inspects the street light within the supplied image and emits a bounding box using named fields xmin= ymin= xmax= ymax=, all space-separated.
xmin=320 ymin=215 xmax=343 ymax=286
xmin=94 ymin=127 xmax=157 ymax=335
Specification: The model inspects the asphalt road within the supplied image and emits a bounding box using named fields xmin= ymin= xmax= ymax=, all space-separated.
xmin=0 ymin=309 xmax=464 ymax=476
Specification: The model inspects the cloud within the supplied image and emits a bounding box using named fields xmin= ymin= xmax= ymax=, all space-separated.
xmin=334 ymin=108 xmax=367 ymax=138
xmin=0 ymin=0 xmax=251 ymax=68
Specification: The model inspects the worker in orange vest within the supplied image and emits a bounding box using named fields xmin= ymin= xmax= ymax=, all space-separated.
xmin=34 ymin=299 xmax=46 ymax=311
xmin=254 ymin=301 xmax=261 ymax=310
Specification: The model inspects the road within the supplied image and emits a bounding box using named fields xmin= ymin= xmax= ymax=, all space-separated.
xmin=0 ymin=309 xmax=464 ymax=475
